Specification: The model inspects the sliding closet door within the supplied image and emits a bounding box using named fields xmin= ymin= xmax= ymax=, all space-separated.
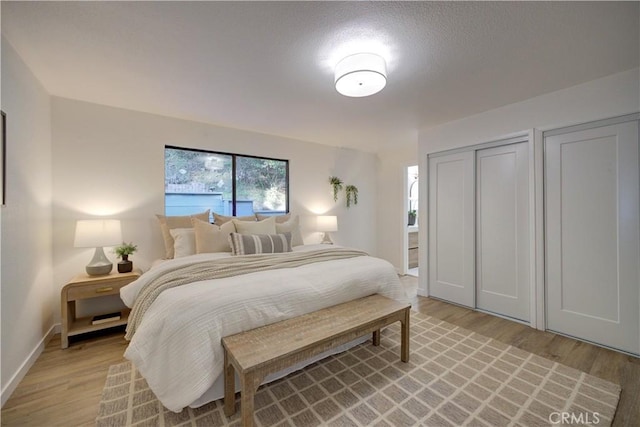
xmin=476 ymin=143 xmax=530 ymax=321
xmin=546 ymin=121 xmax=640 ymax=354
xmin=428 ymin=151 xmax=475 ymax=307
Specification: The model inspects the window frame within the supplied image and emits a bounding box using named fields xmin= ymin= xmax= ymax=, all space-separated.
xmin=165 ymin=145 xmax=290 ymax=216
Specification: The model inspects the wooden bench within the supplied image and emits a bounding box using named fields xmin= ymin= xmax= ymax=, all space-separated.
xmin=221 ymin=294 xmax=411 ymax=426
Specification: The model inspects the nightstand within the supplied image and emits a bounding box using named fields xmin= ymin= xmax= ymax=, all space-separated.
xmin=61 ymin=269 xmax=141 ymax=348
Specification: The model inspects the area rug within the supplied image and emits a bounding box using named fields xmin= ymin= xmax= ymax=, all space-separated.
xmin=96 ymin=311 xmax=620 ymax=426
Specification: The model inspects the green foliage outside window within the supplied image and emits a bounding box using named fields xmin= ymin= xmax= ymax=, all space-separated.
xmin=165 ymin=147 xmax=288 ymax=214
xmin=236 ymin=157 xmax=288 ymax=211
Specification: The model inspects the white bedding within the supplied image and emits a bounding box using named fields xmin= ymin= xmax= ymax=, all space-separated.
xmin=120 ymin=244 xmax=408 ymax=412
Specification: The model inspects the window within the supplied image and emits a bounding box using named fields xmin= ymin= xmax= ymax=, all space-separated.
xmin=165 ymin=146 xmax=289 ymax=219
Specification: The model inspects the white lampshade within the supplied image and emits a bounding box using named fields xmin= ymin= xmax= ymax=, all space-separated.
xmin=335 ymin=53 xmax=387 ymax=97
xmin=74 ymin=219 xmax=122 ymax=276
xmin=317 ymin=216 xmax=338 ymax=232
xmin=74 ymin=220 xmax=122 ymax=248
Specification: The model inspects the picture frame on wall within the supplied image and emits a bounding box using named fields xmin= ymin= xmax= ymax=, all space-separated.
xmin=1 ymin=110 xmax=5 ymax=206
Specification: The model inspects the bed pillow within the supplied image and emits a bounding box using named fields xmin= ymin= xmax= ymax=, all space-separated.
xmin=156 ymin=210 xmax=210 ymax=259
xmin=275 ymin=215 xmax=304 ymax=247
xmin=192 ymin=218 xmax=236 ymax=253
xmin=213 ymin=213 xmax=256 ymax=225
xmin=228 ymin=232 xmax=292 ymax=255
xmin=169 ymin=228 xmax=196 ymax=258
xmin=255 ymin=213 xmax=291 ymax=223
xmin=233 ymin=216 xmax=276 ymax=235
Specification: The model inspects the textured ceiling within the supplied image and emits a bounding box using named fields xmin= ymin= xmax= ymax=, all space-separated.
xmin=2 ymin=1 xmax=638 ymax=152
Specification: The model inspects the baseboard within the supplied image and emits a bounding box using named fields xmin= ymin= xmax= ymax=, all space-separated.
xmin=417 ymin=288 xmax=429 ymax=297
xmin=1 ymin=322 xmax=59 ymax=407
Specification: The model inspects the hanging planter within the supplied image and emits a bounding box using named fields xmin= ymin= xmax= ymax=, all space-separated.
xmin=329 ymin=176 xmax=343 ymax=202
xmin=345 ymin=185 xmax=358 ymax=208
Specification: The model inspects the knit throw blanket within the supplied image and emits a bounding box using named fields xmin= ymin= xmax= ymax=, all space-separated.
xmin=125 ymin=248 xmax=368 ymax=340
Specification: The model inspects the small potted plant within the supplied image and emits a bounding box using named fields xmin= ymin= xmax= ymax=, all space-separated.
xmin=408 ymin=210 xmax=417 ymax=226
xmin=114 ymin=242 xmax=138 ymax=273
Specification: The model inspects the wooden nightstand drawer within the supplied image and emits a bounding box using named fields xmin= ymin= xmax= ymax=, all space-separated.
xmin=409 ymin=247 xmax=419 ymax=268
xmin=66 ymin=277 xmax=132 ymax=300
xmin=408 ymin=231 xmax=419 ymax=249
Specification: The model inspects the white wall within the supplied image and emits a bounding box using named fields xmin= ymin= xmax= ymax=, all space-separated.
xmin=51 ymin=98 xmax=378 ymax=317
xmin=417 ymin=67 xmax=640 ymax=295
xmin=1 ymin=38 xmax=54 ymax=405
xmin=376 ymin=145 xmax=417 ymax=273
xmin=420 ymin=68 xmax=640 ymax=154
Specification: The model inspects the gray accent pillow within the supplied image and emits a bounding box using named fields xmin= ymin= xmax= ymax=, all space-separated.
xmin=228 ymin=232 xmax=292 ymax=255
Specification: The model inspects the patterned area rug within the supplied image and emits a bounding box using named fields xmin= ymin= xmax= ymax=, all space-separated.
xmin=96 ymin=311 xmax=620 ymax=426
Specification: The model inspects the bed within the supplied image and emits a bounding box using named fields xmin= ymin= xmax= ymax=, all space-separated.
xmin=120 ymin=244 xmax=409 ymax=412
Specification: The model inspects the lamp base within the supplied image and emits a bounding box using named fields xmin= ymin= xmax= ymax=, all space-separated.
xmin=86 ymin=264 xmax=113 ymax=276
xmin=85 ymin=246 xmax=113 ymax=276
xmin=321 ymin=232 xmax=334 ymax=245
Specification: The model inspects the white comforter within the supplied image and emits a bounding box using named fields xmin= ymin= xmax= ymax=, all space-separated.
xmin=120 ymin=245 xmax=408 ymax=412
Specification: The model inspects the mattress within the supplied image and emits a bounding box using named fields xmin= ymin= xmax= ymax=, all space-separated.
xmin=120 ymin=244 xmax=408 ymax=412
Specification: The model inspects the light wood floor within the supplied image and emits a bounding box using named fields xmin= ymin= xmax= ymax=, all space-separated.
xmin=2 ymin=276 xmax=639 ymax=426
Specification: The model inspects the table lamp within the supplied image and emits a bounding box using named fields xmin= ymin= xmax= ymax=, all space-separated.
xmin=74 ymin=219 xmax=122 ymax=276
xmin=317 ymin=215 xmax=338 ymax=244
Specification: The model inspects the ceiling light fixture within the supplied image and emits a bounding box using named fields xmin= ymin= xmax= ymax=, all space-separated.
xmin=334 ymin=53 xmax=387 ymax=97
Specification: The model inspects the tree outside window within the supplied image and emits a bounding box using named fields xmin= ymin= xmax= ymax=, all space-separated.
xmin=165 ymin=146 xmax=289 ymax=219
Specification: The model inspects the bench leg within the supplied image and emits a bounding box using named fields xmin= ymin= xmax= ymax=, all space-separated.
xmin=400 ymin=308 xmax=410 ymax=363
xmin=240 ymin=372 xmax=264 ymax=427
xmin=372 ymin=329 xmax=380 ymax=346
xmin=224 ymin=349 xmax=236 ymax=417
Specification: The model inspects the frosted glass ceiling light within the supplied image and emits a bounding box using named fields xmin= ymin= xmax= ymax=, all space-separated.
xmin=335 ymin=53 xmax=387 ymax=97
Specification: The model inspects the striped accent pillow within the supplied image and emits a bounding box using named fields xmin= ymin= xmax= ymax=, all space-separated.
xmin=228 ymin=232 xmax=292 ymax=255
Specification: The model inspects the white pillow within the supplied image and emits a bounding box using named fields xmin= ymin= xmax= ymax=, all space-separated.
xmin=169 ymin=228 xmax=196 ymax=258
xmin=213 ymin=212 xmax=256 ymax=225
xmin=233 ymin=216 xmax=276 ymax=235
xmin=192 ymin=218 xmax=236 ymax=253
xmin=275 ymin=215 xmax=304 ymax=247
xmin=256 ymin=213 xmax=291 ymax=223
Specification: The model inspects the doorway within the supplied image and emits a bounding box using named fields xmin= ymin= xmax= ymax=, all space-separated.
xmin=406 ymin=165 xmax=419 ymax=277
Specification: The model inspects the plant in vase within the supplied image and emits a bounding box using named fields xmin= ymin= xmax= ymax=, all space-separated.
xmin=114 ymin=242 xmax=137 ymax=273
xmin=408 ymin=210 xmax=417 ymax=226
